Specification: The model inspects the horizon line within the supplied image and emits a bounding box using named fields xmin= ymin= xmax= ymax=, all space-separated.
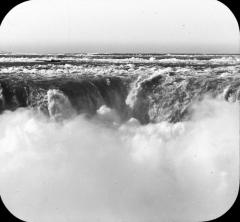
xmin=1 ymin=51 xmax=240 ymax=55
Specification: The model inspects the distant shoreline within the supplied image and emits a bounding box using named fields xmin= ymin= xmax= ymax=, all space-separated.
xmin=1 ymin=52 xmax=240 ymax=56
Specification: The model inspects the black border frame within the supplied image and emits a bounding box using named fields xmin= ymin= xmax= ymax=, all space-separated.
xmin=0 ymin=0 xmax=239 ymax=221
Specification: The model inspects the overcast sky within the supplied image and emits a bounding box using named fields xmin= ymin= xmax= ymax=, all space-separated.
xmin=0 ymin=0 xmax=239 ymax=53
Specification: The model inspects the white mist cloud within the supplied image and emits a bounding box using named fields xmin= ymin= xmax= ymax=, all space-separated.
xmin=0 ymin=99 xmax=239 ymax=222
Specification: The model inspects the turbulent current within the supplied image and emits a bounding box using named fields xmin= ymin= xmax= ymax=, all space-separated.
xmin=0 ymin=53 xmax=239 ymax=222
xmin=1 ymin=53 xmax=240 ymax=123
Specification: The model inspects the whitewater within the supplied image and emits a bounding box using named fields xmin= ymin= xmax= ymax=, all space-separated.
xmin=0 ymin=53 xmax=239 ymax=222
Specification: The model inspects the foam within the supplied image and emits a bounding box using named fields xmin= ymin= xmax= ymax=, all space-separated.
xmin=0 ymin=99 xmax=238 ymax=222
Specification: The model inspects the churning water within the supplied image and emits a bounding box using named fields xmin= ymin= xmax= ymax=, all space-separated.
xmin=0 ymin=53 xmax=239 ymax=221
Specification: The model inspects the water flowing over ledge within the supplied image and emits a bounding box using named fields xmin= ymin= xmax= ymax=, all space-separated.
xmin=0 ymin=53 xmax=240 ymax=123
xmin=0 ymin=53 xmax=239 ymax=222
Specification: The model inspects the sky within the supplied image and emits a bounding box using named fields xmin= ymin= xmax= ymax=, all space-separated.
xmin=0 ymin=0 xmax=239 ymax=53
